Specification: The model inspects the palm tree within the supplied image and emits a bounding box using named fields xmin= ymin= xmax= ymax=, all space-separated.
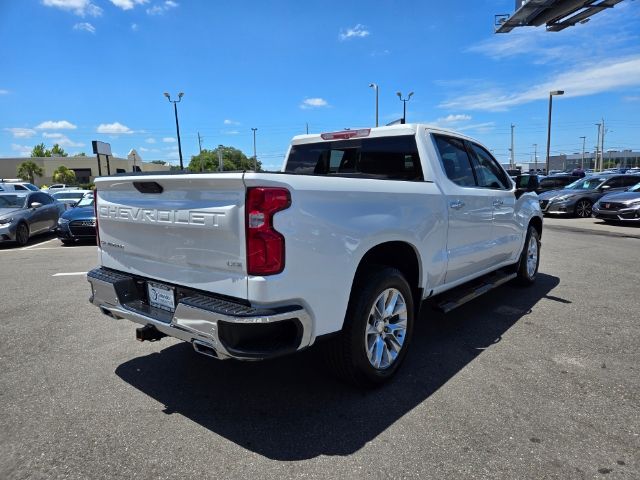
xmin=17 ymin=160 xmax=44 ymax=184
xmin=52 ymin=165 xmax=76 ymax=184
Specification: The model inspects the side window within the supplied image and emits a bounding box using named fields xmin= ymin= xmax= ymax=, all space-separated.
xmin=621 ymin=176 xmax=639 ymax=187
xmin=433 ymin=135 xmax=476 ymax=187
xmin=604 ymin=177 xmax=623 ymax=188
xmin=467 ymin=142 xmax=509 ymax=189
xmin=31 ymin=193 xmax=52 ymax=205
xmin=14 ymin=184 xmax=27 ymax=191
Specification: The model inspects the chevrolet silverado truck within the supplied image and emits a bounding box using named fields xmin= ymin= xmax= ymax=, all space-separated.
xmin=87 ymin=124 xmax=543 ymax=386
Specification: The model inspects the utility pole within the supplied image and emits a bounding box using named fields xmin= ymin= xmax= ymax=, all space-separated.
xmin=251 ymin=127 xmax=258 ymax=171
xmin=601 ymin=118 xmax=606 ymax=170
xmin=533 ymin=143 xmax=537 ymax=172
xmin=595 ymin=123 xmax=602 ymax=171
xmin=510 ymin=123 xmax=515 ymax=169
xmin=306 ymin=123 xmax=309 ymax=134
xmin=197 ymin=132 xmax=204 ymax=172
xmin=579 ymin=136 xmax=586 ymax=169
xmin=217 ymin=145 xmax=223 ymax=172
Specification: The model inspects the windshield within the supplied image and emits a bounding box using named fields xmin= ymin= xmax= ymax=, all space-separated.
xmin=76 ymin=195 xmax=94 ymax=207
xmin=24 ymin=184 xmax=39 ymax=191
xmin=53 ymin=192 xmax=86 ymax=200
xmin=0 ymin=194 xmax=27 ymax=208
xmin=565 ymin=177 xmax=606 ymax=190
xmin=629 ymin=182 xmax=640 ymax=192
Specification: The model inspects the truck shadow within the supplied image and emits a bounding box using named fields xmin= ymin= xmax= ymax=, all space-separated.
xmin=115 ymin=273 xmax=560 ymax=460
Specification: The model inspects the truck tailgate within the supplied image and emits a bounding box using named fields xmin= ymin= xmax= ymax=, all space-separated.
xmin=95 ymin=173 xmax=248 ymax=300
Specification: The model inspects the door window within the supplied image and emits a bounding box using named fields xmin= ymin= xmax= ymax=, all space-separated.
xmin=467 ymin=142 xmax=510 ymax=189
xmin=433 ymin=135 xmax=476 ymax=187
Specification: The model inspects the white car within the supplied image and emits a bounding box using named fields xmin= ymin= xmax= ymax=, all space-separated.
xmin=87 ymin=124 xmax=543 ymax=387
xmin=42 ymin=184 xmax=75 ymax=194
xmin=0 ymin=182 xmax=40 ymax=192
xmin=51 ymin=190 xmax=92 ymax=209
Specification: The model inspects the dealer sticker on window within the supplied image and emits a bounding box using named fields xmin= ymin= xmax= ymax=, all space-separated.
xmin=147 ymin=282 xmax=176 ymax=312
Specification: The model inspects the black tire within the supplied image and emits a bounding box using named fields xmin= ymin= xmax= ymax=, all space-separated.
xmin=574 ymin=199 xmax=592 ymax=218
xmin=515 ymin=225 xmax=540 ymax=286
xmin=325 ymin=266 xmax=414 ymax=388
xmin=15 ymin=222 xmax=29 ymax=247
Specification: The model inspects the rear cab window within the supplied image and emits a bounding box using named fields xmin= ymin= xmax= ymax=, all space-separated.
xmin=285 ymin=135 xmax=423 ymax=181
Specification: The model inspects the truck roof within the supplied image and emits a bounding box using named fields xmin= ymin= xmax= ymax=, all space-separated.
xmin=291 ymin=123 xmax=479 ymax=145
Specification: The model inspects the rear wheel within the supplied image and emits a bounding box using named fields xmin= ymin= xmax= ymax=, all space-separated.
xmin=15 ymin=223 xmax=29 ymax=247
xmin=515 ymin=226 xmax=540 ymax=286
xmin=574 ymin=199 xmax=592 ymax=218
xmin=326 ymin=267 xmax=414 ymax=387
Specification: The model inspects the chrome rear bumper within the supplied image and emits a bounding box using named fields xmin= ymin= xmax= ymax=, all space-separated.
xmin=87 ymin=267 xmax=314 ymax=360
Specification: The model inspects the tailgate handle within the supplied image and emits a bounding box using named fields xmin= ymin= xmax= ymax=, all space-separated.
xmin=133 ymin=181 xmax=163 ymax=194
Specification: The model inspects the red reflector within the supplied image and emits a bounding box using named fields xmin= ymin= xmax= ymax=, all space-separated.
xmin=320 ymin=128 xmax=371 ymax=140
xmin=245 ymin=187 xmax=291 ymax=276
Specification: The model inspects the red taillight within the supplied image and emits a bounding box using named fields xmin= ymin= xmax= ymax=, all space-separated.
xmin=94 ymin=188 xmax=100 ymax=247
xmin=245 ymin=187 xmax=291 ymax=275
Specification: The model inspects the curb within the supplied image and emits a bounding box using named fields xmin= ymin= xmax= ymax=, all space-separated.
xmin=544 ymin=223 xmax=640 ymax=240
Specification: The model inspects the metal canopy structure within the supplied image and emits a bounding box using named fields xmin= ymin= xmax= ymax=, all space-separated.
xmin=495 ymin=0 xmax=624 ymax=33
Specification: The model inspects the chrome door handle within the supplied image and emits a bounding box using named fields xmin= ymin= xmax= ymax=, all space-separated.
xmin=492 ymin=199 xmax=504 ymax=207
xmin=449 ymin=200 xmax=465 ymax=210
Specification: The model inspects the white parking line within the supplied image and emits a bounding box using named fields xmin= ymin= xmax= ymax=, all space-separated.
xmin=21 ymin=237 xmax=59 ymax=250
xmin=52 ymin=272 xmax=88 ymax=277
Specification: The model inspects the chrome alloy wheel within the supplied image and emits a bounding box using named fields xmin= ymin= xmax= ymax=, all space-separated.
xmin=526 ymin=234 xmax=538 ymax=278
xmin=575 ymin=200 xmax=592 ymax=218
xmin=364 ymin=288 xmax=408 ymax=370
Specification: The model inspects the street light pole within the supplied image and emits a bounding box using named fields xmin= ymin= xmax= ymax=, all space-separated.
xmin=545 ymin=90 xmax=564 ymax=174
xmin=533 ymin=143 xmax=537 ymax=172
xmin=579 ymin=136 xmax=586 ymax=169
xmin=396 ymin=91 xmax=414 ymax=124
xmin=164 ymin=92 xmax=185 ymax=170
xmin=369 ymin=83 xmax=379 ymax=127
xmin=251 ymin=128 xmax=258 ymax=171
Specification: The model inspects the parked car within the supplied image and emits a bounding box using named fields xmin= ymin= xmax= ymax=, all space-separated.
xmin=538 ymin=174 xmax=640 ymax=218
xmin=43 ymin=184 xmax=75 ymax=194
xmin=0 ymin=191 xmax=63 ymax=246
xmin=535 ymin=175 xmax=581 ymax=194
xmin=593 ymin=181 xmax=640 ymax=223
xmin=87 ymin=124 xmax=543 ymax=387
xmin=52 ymin=190 xmax=92 ymax=209
xmin=56 ymin=194 xmax=96 ymax=244
xmin=0 ymin=182 xmax=40 ymax=192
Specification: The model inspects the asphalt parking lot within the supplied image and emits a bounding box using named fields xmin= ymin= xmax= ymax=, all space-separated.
xmin=1 ymin=227 xmax=638 ymax=479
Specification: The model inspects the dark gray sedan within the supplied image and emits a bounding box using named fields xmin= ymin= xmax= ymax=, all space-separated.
xmin=593 ymin=181 xmax=640 ymax=223
xmin=537 ymin=175 xmax=639 ymax=218
xmin=0 ymin=192 xmax=64 ymax=246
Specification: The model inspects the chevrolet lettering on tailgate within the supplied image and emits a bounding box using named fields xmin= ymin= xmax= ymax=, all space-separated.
xmin=98 ymin=206 xmax=225 ymax=227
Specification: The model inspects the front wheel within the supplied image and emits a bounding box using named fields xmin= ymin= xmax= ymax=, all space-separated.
xmin=15 ymin=223 xmax=29 ymax=247
xmin=325 ymin=267 xmax=414 ymax=388
xmin=515 ymin=226 xmax=540 ymax=286
xmin=574 ymin=199 xmax=592 ymax=218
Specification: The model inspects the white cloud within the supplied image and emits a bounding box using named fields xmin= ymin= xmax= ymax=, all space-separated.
xmin=52 ymin=135 xmax=84 ymax=147
xmin=457 ymin=122 xmax=496 ymax=134
xmin=162 ymin=137 xmax=176 ymax=142
xmin=4 ymin=128 xmax=36 ymax=138
xmin=300 ymin=97 xmax=329 ymax=109
xmin=73 ymin=22 xmax=95 ymax=33
xmin=222 ymin=130 xmax=240 ymax=135
xmin=435 ymin=114 xmax=472 ymax=124
xmin=35 ymin=120 xmax=77 ymax=130
xmin=109 ymin=0 xmax=148 ymax=10
xmin=131 ymin=23 xmax=139 ymax=31
xmin=42 ymin=132 xmax=64 ymax=139
xmin=42 ymin=0 xmax=102 ymax=17
xmin=440 ymin=55 xmax=640 ymax=112
xmin=96 ymin=122 xmax=133 ymax=134
xmin=223 ymin=119 xmax=240 ymax=125
xmin=0 ymin=89 xmax=8 ymax=95
xmin=623 ymin=95 xmax=640 ymax=102
xmin=339 ymin=24 xmax=370 ymax=41
xmin=145 ymin=137 xmax=156 ymax=143
xmin=11 ymin=144 xmax=32 ymax=157
xmin=146 ymin=0 xmax=178 ymax=15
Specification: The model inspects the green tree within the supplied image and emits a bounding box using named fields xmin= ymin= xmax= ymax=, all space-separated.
xmin=74 ymin=152 xmax=87 ymax=157
xmin=52 ymin=165 xmax=76 ymax=184
xmin=31 ymin=143 xmax=51 ymax=157
xmin=17 ymin=160 xmax=44 ymax=183
xmin=150 ymin=160 xmax=167 ymax=165
xmin=50 ymin=144 xmax=68 ymax=157
xmin=188 ymin=145 xmax=262 ymax=172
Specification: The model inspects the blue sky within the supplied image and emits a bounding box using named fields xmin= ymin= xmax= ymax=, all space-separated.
xmin=1 ymin=0 xmax=639 ymax=170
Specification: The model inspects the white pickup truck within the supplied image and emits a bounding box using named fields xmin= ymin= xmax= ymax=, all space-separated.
xmin=87 ymin=124 xmax=543 ymax=386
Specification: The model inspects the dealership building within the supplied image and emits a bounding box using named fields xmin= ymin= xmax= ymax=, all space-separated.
xmin=0 ymin=150 xmax=169 ymax=185
xmin=513 ymin=150 xmax=640 ymax=172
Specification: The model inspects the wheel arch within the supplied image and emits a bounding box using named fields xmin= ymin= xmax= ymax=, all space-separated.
xmin=529 ymin=215 xmax=542 ymax=239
